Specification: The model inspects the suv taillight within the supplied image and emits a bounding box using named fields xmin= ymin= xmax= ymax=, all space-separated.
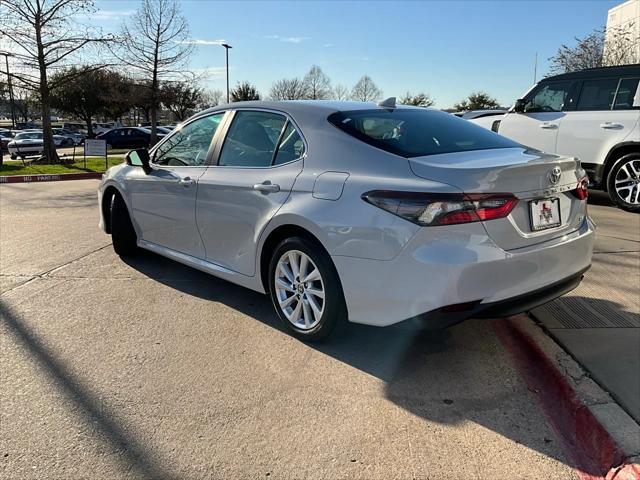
xmin=571 ymin=176 xmax=589 ymax=200
xmin=362 ymin=191 xmax=518 ymax=226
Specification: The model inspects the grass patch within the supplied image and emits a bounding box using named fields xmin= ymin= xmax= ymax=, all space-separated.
xmin=0 ymin=157 xmax=124 ymax=176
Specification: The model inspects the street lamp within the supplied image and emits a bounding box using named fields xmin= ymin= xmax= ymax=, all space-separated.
xmin=0 ymin=51 xmax=16 ymax=129
xmin=221 ymin=43 xmax=232 ymax=103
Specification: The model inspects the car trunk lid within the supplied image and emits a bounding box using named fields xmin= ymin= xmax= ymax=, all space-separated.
xmin=409 ymin=147 xmax=587 ymax=250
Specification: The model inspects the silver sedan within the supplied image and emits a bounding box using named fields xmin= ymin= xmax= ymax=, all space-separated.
xmin=98 ymin=100 xmax=594 ymax=341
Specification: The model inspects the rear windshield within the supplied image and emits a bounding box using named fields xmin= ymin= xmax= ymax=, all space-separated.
xmin=328 ymin=108 xmax=519 ymax=158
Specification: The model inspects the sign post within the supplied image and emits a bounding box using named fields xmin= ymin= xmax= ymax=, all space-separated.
xmin=84 ymin=139 xmax=108 ymax=171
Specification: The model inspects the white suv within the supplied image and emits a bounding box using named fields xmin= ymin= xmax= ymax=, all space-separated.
xmin=471 ymin=65 xmax=640 ymax=212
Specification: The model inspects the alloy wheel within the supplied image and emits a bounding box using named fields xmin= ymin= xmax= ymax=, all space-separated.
xmin=274 ymin=250 xmax=325 ymax=330
xmin=614 ymin=158 xmax=640 ymax=205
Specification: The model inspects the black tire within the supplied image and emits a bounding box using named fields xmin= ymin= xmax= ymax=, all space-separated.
xmin=110 ymin=193 xmax=138 ymax=256
xmin=607 ymin=153 xmax=640 ymax=213
xmin=268 ymin=236 xmax=347 ymax=342
xmin=10 ymin=154 xmax=16 ymax=160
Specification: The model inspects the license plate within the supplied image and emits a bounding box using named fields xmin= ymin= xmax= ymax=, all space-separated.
xmin=529 ymin=198 xmax=561 ymax=231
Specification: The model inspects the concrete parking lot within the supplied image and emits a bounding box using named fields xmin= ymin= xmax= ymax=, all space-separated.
xmin=0 ymin=180 xmax=633 ymax=479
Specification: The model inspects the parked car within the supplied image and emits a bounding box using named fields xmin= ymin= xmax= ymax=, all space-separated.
xmin=99 ymin=100 xmax=594 ymax=341
xmin=7 ymin=131 xmax=72 ymax=158
xmin=469 ymin=64 xmax=640 ymax=212
xmin=96 ymin=127 xmax=165 ymax=149
xmin=0 ymin=129 xmax=13 ymax=152
xmin=53 ymin=128 xmax=85 ymax=146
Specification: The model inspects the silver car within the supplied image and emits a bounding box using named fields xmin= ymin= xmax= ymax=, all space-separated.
xmin=98 ymin=100 xmax=594 ymax=341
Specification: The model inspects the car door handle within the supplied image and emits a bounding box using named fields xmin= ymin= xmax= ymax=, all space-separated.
xmin=539 ymin=123 xmax=558 ymax=129
xmin=253 ymin=181 xmax=280 ymax=193
xmin=178 ymin=176 xmax=195 ymax=186
xmin=600 ymin=122 xmax=623 ymax=129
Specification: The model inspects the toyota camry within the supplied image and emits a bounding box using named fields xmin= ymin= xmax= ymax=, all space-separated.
xmin=98 ymin=99 xmax=594 ymax=341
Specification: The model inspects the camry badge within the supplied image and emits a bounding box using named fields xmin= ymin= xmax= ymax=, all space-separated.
xmin=548 ymin=166 xmax=562 ymax=185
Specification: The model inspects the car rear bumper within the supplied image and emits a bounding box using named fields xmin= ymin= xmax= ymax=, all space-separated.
xmin=332 ymin=216 xmax=595 ymax=327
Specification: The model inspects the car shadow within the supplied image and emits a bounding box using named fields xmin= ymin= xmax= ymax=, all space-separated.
xmin=119 ymin=250 xmax=592 ymax=474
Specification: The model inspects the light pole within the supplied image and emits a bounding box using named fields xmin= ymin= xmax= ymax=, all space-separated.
xmin=0 ymin=51 xmax=16 ymax=129
xmin=221 ymin=43 xmax=232 ymax=103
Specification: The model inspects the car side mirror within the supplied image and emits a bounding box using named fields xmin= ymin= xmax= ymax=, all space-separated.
xmin=513 ymin=98 xmax=526 ymax=113
xmin=125 ymin=148 xmax=151 ymax=174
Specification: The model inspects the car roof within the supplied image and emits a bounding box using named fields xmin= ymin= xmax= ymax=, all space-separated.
xmin=194 ymin=100 xmax=434 ymax=126
xmin=201 ymin=100 xmax=424 ymax=116
xmin=541 ymin=64 xmax=640 ymax=83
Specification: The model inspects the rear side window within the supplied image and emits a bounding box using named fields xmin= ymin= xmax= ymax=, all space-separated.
xmin=273 ymin=123 xmax=305 ymax=165
xmin=219 ymin=111 xmax=286 ymax=167
xmin=327 ymin=109 xmax=519 ymax=158
xmin=576 ymin=78 xmax=619 ymax=110
xmin=613 ymin=78 xmax=640 ymax=110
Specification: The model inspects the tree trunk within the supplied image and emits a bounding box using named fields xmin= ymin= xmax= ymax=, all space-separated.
xmin=85 ymin=117 xmax=94 ymax=139
xmin=35 ymin=10 xmax=60 ymax=164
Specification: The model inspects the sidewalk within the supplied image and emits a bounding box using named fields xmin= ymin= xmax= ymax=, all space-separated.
xmin=531 ymin=191 xmax=640 ymax=423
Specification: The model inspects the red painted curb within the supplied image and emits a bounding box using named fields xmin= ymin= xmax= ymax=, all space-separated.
xmin=0 ymin=172 xmax=103 ymax=183
xmin=492 ymin=317 xmax=633 ymax=480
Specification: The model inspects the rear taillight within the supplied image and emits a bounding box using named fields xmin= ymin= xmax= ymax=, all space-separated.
xmin=362 ymin=191 xmax=518 ymax=227
xmin=571 ymin=176 xmax=589 ymax=200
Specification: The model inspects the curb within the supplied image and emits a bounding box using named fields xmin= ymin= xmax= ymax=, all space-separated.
xmin=493 ymin=315 xmax=640 ymax=480
xmin=0 ymin=172 xmax=103 ymax=183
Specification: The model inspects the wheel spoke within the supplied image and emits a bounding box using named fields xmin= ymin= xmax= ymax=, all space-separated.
xmin=307 ymin=294 xmax=322 ymax=322
xmin=620 ymin=164 xmax=632 ymax=180
xmin=616 ymin=179 xmax=635 ymax=188
xmin=302 ymin=267 xmax=320 ymax=283
xmin=302 ymin=300 xmax=312 ymax=328
xmin=306 ymin=287 xmax=324 ymax=299
xmin=279 ymin=263 xmax=294 ymax=284
xmin=298 ymin=254 xmax=308 ymax=280
xmin=290 ymin=300 xmax=302 ymax=323
xmin=288 ymin=252 xmax=300 ymax=279
xmin=276 ymin=278 xmax=295 ymax=293
xmin=279 ymin=294 xmax=296 ymax=308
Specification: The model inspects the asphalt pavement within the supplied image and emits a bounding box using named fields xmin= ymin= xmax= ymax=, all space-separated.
xmin=0 ymin=180 xmax=625 ymax=479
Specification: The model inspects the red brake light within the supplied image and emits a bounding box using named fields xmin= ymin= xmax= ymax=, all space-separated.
xmin=362 ymin=191 xmax=518 ymax=226
xmin=572 ymin=177 xmax=589 ymax=200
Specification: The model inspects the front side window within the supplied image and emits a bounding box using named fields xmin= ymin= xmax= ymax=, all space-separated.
xmin=524 ymin=81 xmax=573 ymax=113
xmin=328 ymin=109 xmax=519 ymax=158
xmin=218 ymin=111 xmax=288 ymax=167
xmin=576 ymin=78 xmax=620 ymax=111
xmin=613 ymin=78 xmax=640 ymax=110
xmin=154 ymin=113 xmax=223 ymax=166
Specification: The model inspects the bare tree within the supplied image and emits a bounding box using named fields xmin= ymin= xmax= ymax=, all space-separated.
xmin=603 ymin=23 xmax=640 ymax=66
xmin=199 ymin=88 xmax=224 ymax=109
xmin=0 ymin=0 xmax=111 ymax=163
xmin=400 ymin=92 xmax=435 ymax=107
xmin=303 ymin=65 xmax=331 ymax=100
xmin=453 ymin=92 xmax=500 ymax=111
xmin=115 ymin=0 xmax=194 ymax=145
xmin=351 ymin=76 xmax=382 ymax=102
xmin=332 ymin=84 xmax=349 ymax=101
xmin=269 ymin=78 xmax=308 ymax=100
xmin=549 ymin=24 xmax=640 ymax=74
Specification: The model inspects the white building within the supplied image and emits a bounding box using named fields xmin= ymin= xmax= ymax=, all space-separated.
xmin=605 ymin=0 xmax=640 ymax=63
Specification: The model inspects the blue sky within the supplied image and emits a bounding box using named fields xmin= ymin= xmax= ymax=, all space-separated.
xmin=93 ymin=0 xmax=621 ymax=107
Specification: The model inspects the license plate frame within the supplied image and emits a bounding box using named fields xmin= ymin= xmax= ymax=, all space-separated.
xmin=529 ymin=197 xmax=561 ymax=231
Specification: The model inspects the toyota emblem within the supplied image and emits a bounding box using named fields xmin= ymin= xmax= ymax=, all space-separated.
xmin=548 ymin=166 xmax=562 ymax=185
